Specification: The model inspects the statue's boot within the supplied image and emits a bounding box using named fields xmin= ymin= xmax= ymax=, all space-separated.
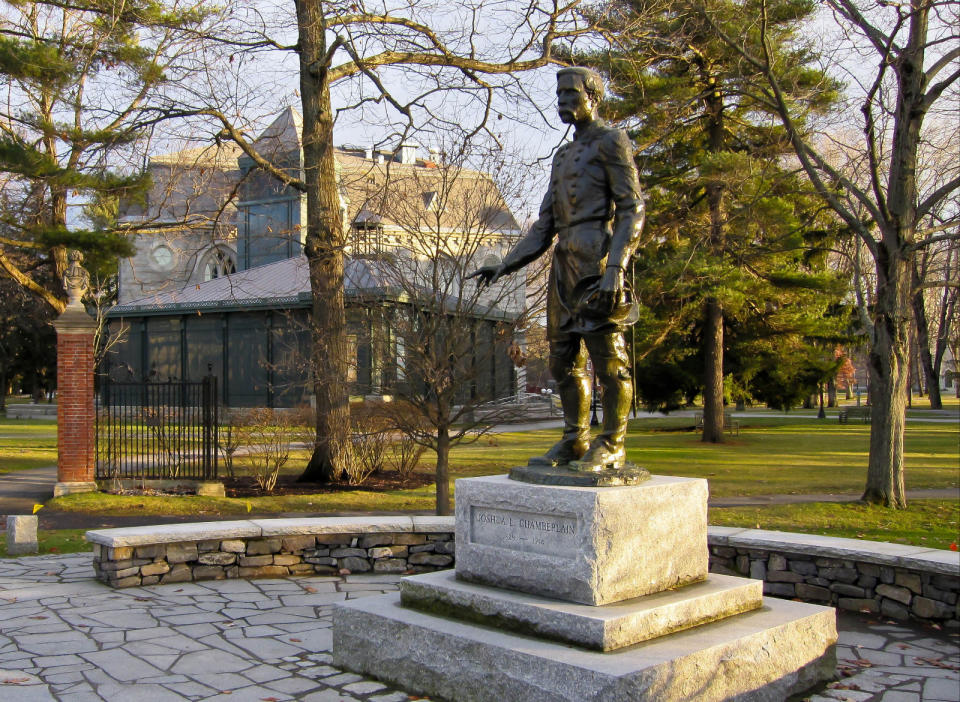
xmin=569 ymin=357 xmax=631 ymax=472
xmin=568 ymin=439 xmax=625 ymax=472
xmin=528 ymin=374 xmax=589 ymax=467
xmin=527 ymin=435 xmax=589 ymax=467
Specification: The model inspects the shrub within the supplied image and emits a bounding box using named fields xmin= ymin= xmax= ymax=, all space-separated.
xmin=233 ymin=408 xmax=295 ymax=494
xmin=386 ymin=435 xmax=426 ymax=485
xmin=217 ymin=409 xmax=244 ymax=480
xmin=348 ymin=410 xmax=391 ymax=486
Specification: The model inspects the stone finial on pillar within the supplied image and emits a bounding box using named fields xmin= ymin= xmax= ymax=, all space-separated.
xmin=63 ymin=249 xmax=91 ymax=308
xmin=52 ymin=250 xmax=98 ymax=497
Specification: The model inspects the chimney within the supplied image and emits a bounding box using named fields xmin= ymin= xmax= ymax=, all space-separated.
xmin=399 ymin=142 xmax=419 ymax=165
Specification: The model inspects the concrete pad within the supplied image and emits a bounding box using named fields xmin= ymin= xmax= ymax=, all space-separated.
xmin=400 ymin=570 xmax=763 ymax=650
xmin=333 ymin=593 xmax=837 ymax=702
xmin=455 ymin=474 xmax=708 ymax=605
xmin=52 ymin=482 xmax=97 ymax=498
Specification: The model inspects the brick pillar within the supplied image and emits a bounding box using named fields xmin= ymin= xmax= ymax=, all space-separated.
xmin=52 ymin=306 xmax=99 ymax=497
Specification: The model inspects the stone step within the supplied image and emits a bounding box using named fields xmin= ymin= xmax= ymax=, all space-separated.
xmin=400 ymin=570 xmax=763 ymax=651
xmin=333 ymin=593 xmax=837 ymax=702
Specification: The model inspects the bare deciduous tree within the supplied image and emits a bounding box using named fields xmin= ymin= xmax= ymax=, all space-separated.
xmin=167 ymin=0 xmax=614 ymax=482
xmin=354 ymin=139 xmax=541 ymax=514
xmin=705 ymin=0 xmax=960 ymax=506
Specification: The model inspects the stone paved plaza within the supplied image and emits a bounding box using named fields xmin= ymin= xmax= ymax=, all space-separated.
xmin=0 ymin=553 xmax=956 ymax=701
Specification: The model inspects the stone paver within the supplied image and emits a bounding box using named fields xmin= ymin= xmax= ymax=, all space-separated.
xmin=803 ymin=612 xmax=959 ymax=702
xmin=0 ymin=553 xmax=956 ymax=701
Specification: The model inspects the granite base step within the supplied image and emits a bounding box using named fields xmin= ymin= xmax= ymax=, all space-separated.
xmin=333 ymin=592 xmax=837 ymax=702
xmin=400 ymin=569 xmax=763 ymax=651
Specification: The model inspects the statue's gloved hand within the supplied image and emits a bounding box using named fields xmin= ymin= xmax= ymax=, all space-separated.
xmin=466 ymin=264 xmax=506 ymax=288
xmin=594 ymin=265 xmax=624 ymax=313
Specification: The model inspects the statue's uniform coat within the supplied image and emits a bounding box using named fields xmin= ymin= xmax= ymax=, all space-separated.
xmin=502 ymin=121 xmax=645 ymax=337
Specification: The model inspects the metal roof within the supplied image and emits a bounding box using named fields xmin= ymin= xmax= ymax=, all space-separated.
xmin=111 ymin=256 xmax=366 ymax=315
xmin=108 ymin=255 xmax=520 ymax=322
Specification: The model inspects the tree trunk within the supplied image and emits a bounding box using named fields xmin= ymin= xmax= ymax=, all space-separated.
xmin=861 ymin=1 xmax=928 ymax=508
xmin=435 ymin=427 xmax=451 ymax=515
xmin=296 ymin=0 xmax=353 ymax=482
xmin=702 ymin=297 xmax=724 ymax=443
xmin=701 ymin=86 xmax=725 ymax=444
xmin=911 ymin=264 xmax=942 ymax=409
xmin=827 ymin=378 xmax=837 ymax=407
xmin=861 ymin=246 xmax=910 ymax=508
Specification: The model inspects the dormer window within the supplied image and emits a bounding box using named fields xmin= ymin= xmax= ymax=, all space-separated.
xmin=203 ymin=248 xmax=237 ymax=281
xmin=352 ymin=208 xmax=382 ymax=230
xmin=422 ymin=191 xmax=438 ymax=211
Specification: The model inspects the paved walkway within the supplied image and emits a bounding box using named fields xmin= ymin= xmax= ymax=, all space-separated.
xmin=0 ymin=553 xmax=956 ymax=701
xmin=0 ymin=467 xmax=57 ymax=519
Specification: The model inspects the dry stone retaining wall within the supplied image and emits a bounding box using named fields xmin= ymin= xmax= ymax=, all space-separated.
xmin=709 ymin=526 xmax=959 ymax=628
xmin=87 ymin=519 xmax=958 ymax=627
xmin=87 ymin=517 xmax=454 ymax=588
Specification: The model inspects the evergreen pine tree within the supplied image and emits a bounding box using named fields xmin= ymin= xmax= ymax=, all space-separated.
xmin=580 ymin=0 xmax=847 ymax=436
xmin=0 ymin=0 xmax=217 ymax=312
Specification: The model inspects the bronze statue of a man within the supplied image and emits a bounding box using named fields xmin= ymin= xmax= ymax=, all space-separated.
xmin=470 ymin=67 xmax=645 ymax=473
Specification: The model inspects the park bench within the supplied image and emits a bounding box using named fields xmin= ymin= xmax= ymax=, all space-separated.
xmin=694 ymin=412 xmax=740 ymax=436
xmin=838 ymin=407 xmax=871 ymax=424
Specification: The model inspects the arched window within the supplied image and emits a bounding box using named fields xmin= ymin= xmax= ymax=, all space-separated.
xmin=201 ymin=247 xmax=237 ymax=281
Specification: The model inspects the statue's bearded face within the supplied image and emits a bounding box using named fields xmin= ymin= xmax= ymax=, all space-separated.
xmin=557 ymin=74 xmax=595 ymax=125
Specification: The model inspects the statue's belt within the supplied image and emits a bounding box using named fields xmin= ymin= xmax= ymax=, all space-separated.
xmin=554 ymin=215 xmax=612 ymax=230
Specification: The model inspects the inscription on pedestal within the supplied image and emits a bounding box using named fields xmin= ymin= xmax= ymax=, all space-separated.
xmin=469 ymin=506 xmax=577 ymax=559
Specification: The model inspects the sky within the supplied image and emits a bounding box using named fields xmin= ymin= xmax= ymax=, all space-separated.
xmin=45 ymin=0 xmax=957 ymax=230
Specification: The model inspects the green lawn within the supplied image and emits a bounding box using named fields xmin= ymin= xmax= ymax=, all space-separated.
xmin=43 ymin=414 xmax=957 ymax=506
xmin=0 ymin=417 xmax=57 ymax=473
xmin=10 ymin=411 xmax=956 ymax=552
xmin=449 ymin=416 xmax=958 ymax=497
xmin=46 ymin=486 xmax=436 ymax=517
xmin=0 ymin=528 xmax=89 ymax=558
xmin=710 ymin=499 xmax=959 ymax=551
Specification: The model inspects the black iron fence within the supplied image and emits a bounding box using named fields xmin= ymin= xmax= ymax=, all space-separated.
xmin=96 ymin=375 xmax=219 ymax=481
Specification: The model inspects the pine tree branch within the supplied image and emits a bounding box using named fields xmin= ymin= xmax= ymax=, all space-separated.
xmin=0 ymin=249 xmax=64 ymax=313
xmin=700 ymin=0 xmax=882 ymax=257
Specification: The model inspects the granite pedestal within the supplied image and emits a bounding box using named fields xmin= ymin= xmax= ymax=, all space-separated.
xmin=332 ymin=474 xmax=837 ymax=701
xmin=454 ymin=475 xmax=708 ymax=605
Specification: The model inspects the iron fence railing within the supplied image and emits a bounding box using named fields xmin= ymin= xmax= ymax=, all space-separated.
xmin=96 ymin=375 xmax=219 ymax=481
